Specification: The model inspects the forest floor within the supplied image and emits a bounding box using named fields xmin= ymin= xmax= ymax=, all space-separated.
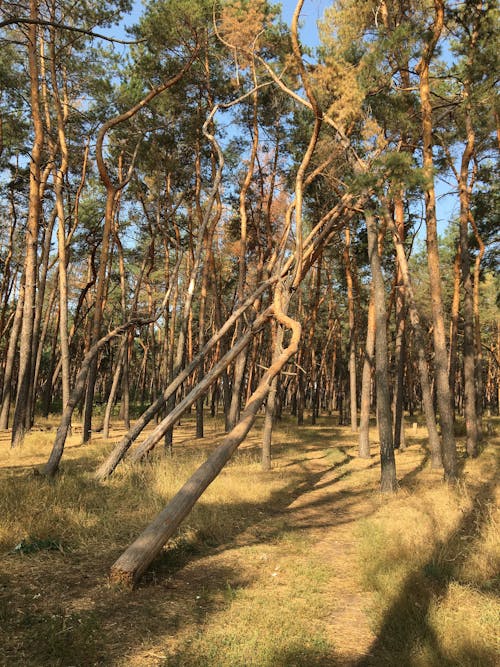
xmin=0 ymin=413 xmax=498 ymax=666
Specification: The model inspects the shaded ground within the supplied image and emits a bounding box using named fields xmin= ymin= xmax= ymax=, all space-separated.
xmin=0 ymin=415 xmax=498 ymax=666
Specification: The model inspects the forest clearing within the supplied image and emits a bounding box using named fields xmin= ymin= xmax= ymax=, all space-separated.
xmin=0 ymin=414 xmax=499 ymax=666
xmin=0 ymin=0 xmax=499 ymax=664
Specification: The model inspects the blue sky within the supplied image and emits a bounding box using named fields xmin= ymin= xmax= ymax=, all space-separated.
xmin=103 ymin=0 xmax=457 ymax=233
xmin=105 ymin=1 xmax=328 ymax=46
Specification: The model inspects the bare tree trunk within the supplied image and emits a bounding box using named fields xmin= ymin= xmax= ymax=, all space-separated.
xmin=49 ymin=34 xmax=71 ymax=414
xmin=417 ymin=0 xmax=456 ymax=480
xmin=358 ymin=285 xmax=375 ymax=458
xmin=386 ymin=210 xmax=443 ymax=469
xmin=344 ymin=226 xmax=358 ymax=432
xmin=392 ymin=195 xmax=406 ymax=450
xmin=109 ymin=286 xmax=300 ymax=587
xmin=448 ymin=246 xmax=461 ymax=403
xmin=0 ymin=278 xmax=25 ymax=429
xmin=11 ymin=0 xmax=43 ymax=447
xmin=470 ymin=213 xmax=484 ymax=437
xmin=41 ymin=307 xmax=60 ymax=418
xmin=262 ymin=317 xmax=285 ymax=470
xmin=102 ymin=342 xmax=125 ymax=439
xmin=459 ymin=75 xmax=479 ymax=457
xmin=227 ymin=72 xmax=259 ymax=431
xmin=42 ymin=317 xmax=154 ymax=477
xmin=367 ymin=213 xmax=397 ymax=492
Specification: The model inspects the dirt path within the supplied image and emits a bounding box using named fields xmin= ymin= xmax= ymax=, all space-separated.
xmin=4 ymin=419 xmax=495 ymax=666
xmin=149 ymin=437 xmax=430 ymax=666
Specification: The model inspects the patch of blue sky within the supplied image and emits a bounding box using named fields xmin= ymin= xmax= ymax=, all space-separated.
xmin=100 ymin=0 xmax=459 ymax=242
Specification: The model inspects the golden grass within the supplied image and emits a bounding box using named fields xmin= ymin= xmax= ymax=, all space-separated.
xmin=0 ymin=413 xmax=498 ymax=666
xmin=356 ymin=435 xmax=500 ymax=666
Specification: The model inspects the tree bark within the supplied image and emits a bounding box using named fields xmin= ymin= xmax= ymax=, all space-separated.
xmin=448 ymin=246 xmax=461 ymax=402
xmin=358 ymin=285 xmax=375 ymax=458
xmin=416 ymin=0 xmax=456 ymax=480
xmin=392 ymin=194 xmax=406 ymax=450
xmin=386 ymin=210 xmax=443 ymax=469
xmin=11 ymin=0 xmax=43 ymax=447
xmin=344 ymin=226 xmax=358 ymax=432
xmin=262 ymin=317 xmax=285 ymax=470
xmin=0 ymin=278 xmax=25 ymax=429
xmin=109 ymin=285 xmax=300 ymax=587
xmin=366 ymin=213 xmax=397 ymax=492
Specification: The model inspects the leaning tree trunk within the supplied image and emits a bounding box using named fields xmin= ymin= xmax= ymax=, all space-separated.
xmin=128 ymin=310 xmax=272 ymax=464
xmin=94 ymin=279 xmax=275 ymax=481
xmin=109 ymin=285 xmax=300 ymax=587
xmin=42 ymin=317 xmax=153 ymax=477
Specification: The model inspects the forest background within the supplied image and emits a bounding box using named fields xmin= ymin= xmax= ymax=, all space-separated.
xmin=0 ymin=0 xmax=499 ymax=613
xmin=0 ymin=1 xmax=499 ymax=664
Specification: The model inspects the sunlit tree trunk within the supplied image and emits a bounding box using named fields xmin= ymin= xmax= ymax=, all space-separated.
xmin=459 ymin=89 xmax=479 ymax=456
xmin=386 ymin=211 xmax=443 ymax=469
xmin=11 ymin=0 xmax=44 ymax=447
xmin=448 ymin=246 xmax=461 ymax=404
xmin=417 ymin=0 xmax=456 ymax=480
xmin=262 ymin=316 xmax=285 ymax=470
xmin=392 ymin=194 xmax=406 ymax=450
xmin=344 ymin=226 xmax=358 ymax=432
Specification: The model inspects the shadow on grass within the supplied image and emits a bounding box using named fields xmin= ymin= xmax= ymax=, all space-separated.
xmin=3 ymin=414 xmax=456 ymax=667
xmin=0 ymin=435 xmax=362 ymax=666
xmin=0 ymin=558 xmax=256 ymax=667
xmin=355 ymin=475 xmax=499 ymax=667
xmin=397 ymin=447 xmax=431 ymax=490
xmin=164 ymin=639 xmax=343 ymax=666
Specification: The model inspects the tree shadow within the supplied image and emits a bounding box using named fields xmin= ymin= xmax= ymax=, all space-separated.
xmin=0 ymin=439 xmax=364 ymax=666
xmin=397 ymin=447 xmax=430 ymax=490
xmin=0 ymin=559 xmax=256 ymax=666
xmin=164 ymin=639 xmax=343 ymax=666
xmin=355 ymin=476 xmax=498 ymax=667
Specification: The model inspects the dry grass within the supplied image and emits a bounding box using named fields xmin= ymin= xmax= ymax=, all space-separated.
xmin=356 ymin=437 xmax=500 ymax=666
xmin=0 ymin=413 xmax=498 ymax=666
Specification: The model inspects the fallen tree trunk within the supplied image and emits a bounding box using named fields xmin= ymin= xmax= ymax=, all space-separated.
xmin=96 ymin=306 xmax=272 ymax=479
xmin=94 ymin=283 xmax=274 ymax=480
xmin=109 ymin=284 xmax=300 ymax=587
